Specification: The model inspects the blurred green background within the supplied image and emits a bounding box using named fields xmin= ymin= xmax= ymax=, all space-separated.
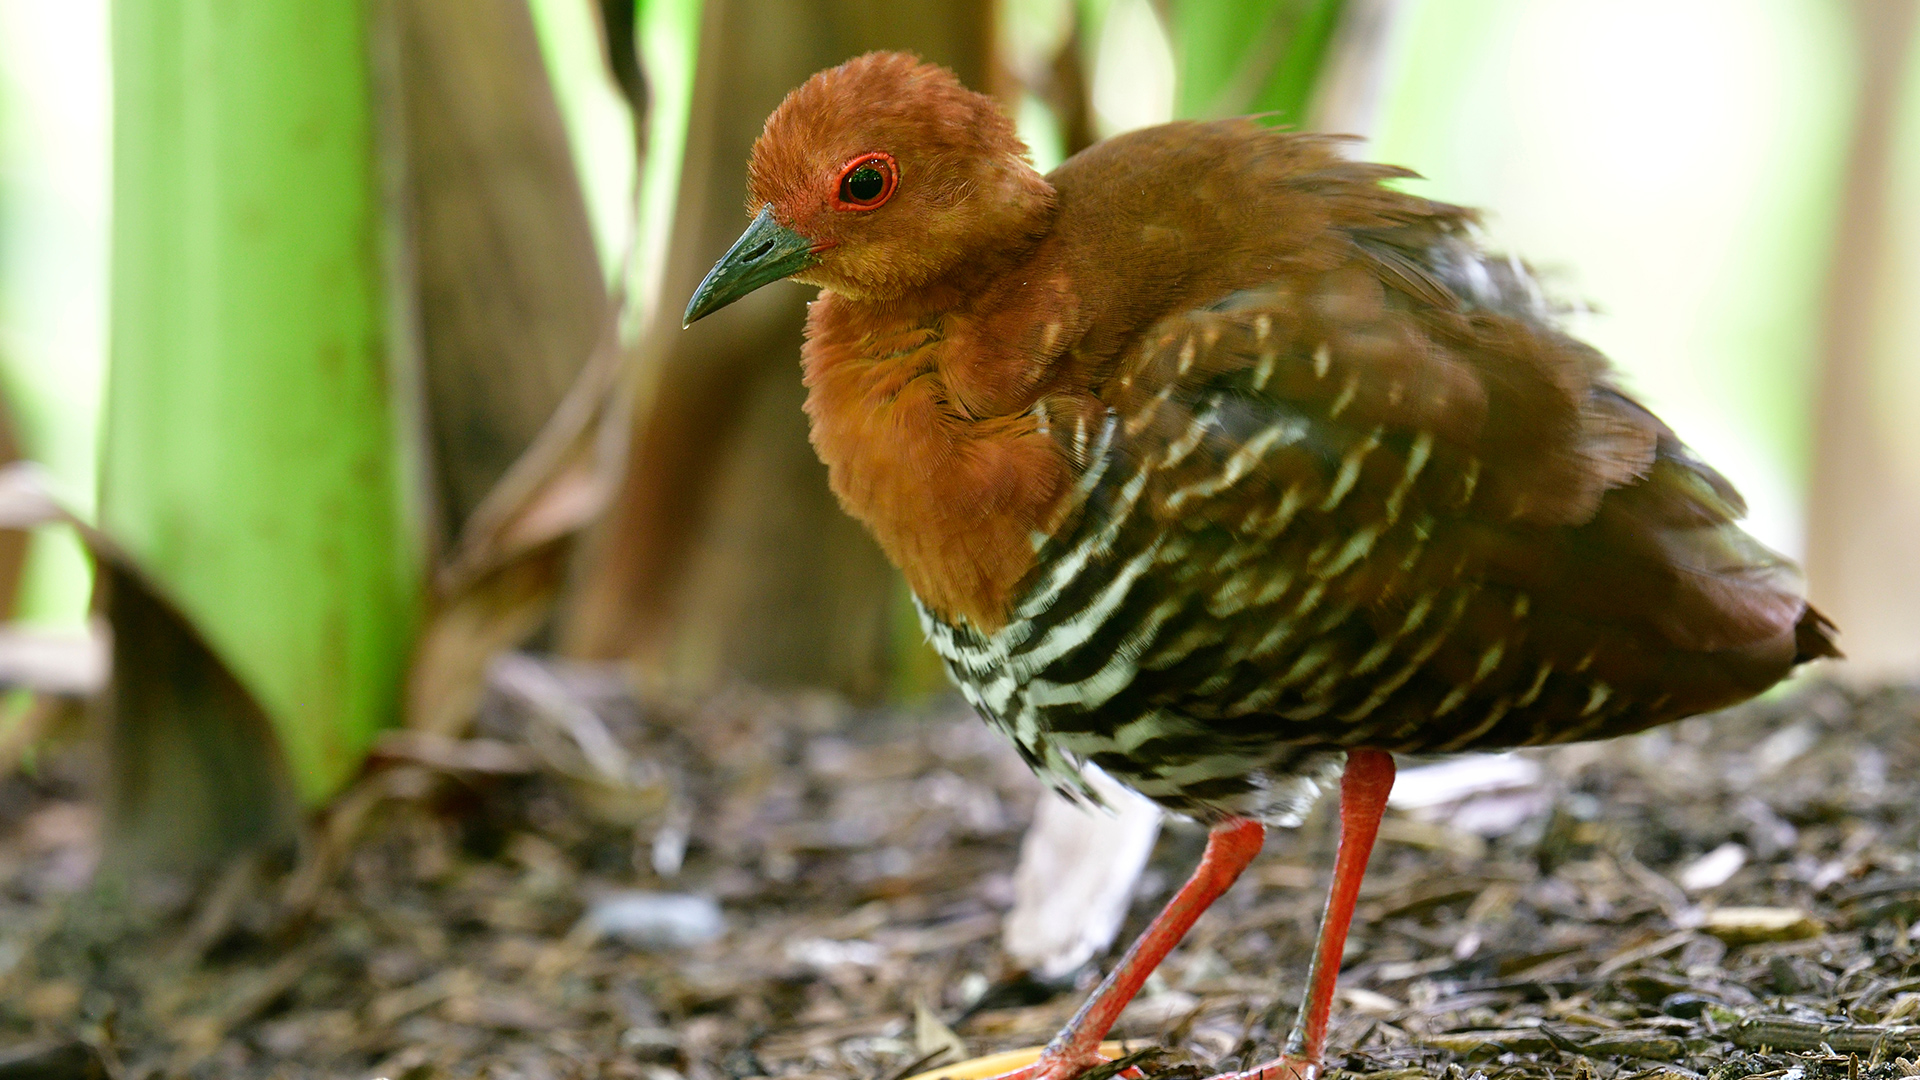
xmin=0 ymin=0 xmax=1913 ymax=863
xmin=0 ymin=1 xmax=1890 ymax=610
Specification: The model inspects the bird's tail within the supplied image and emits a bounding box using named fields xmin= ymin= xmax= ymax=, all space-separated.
xmin=1793 ymin=605 xmax=1842 ymax=664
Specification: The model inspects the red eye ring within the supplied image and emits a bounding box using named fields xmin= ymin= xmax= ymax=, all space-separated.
xmin=833 ymin=152 xmax=898 ymax=211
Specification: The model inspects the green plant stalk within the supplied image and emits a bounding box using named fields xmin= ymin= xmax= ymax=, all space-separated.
xmin=527 ymin=0 xmax=641 ymax=283
xmin=105 ymin=0 xmax=420 ymax=803
xmin=1167 ymin=0 xmax=1346 ymax=124
xmin=1247 ymin=0 xmax=1344 ymax=123
xmin=629 ymin=0 xmax=703 ymax=336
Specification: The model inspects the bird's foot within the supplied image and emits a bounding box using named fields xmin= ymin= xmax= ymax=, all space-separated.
xmin=1209 ymin=1055 xmax=1319 ymax=1080
xmin=974 ymin=1047 xmax=1117 ymax=1080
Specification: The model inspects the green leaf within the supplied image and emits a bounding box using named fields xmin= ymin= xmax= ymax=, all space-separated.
xmin=1164 ymin=0 xmax=1345 ymax=124
xmin=527 ymin=0 xmax=641 ymax=283
xmin=105 ymin=1 xmax=422 ymax=804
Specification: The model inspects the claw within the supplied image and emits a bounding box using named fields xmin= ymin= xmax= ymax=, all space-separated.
xmin=900 ymin=1042 xmax=1130 ymax=1080
xmin=1207 ymin=1056 xmax=1317 ymax=1080
xmin=1024 ymin=1050 xmax=1113 ymax=1080
xmin=953 ymin=1050 xmax=1108 ymax=1080
xmin=906 ymin=1044 xmax=1302 ymax=1080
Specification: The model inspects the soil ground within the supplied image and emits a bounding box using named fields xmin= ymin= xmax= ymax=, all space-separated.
xmin=1 ymin=670 xmax=1917 ymax=1080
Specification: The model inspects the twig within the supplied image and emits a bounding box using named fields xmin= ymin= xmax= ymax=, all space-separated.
xmin=1731 ymin=1018 xmax=1920 ymax=1056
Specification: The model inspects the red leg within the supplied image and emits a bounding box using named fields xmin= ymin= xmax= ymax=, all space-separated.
xmin=991 ymin=817 xmax=1267 ymax=1080
xmin=1235 ymin=749 xmax=1395 ymax=1080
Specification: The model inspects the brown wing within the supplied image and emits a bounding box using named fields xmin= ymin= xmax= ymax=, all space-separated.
xmin=1067 ymin=232 xmax=1833 ymax=755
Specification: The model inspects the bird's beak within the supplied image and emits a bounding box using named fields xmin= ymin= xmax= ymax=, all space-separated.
xmin=682 ymin=204 xmax=820 ymax=327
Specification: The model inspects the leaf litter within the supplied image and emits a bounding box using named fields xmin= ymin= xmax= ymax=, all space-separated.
xmin=0 ymin=672 xmax=1915 ymax=1080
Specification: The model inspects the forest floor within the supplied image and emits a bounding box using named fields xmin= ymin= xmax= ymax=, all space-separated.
xmin=0 ymin=669 xmax=1917 ymax=1080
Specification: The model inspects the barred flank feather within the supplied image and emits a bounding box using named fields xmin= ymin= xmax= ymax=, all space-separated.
xmin=920 ymin=263 xmax=1833 ymax=825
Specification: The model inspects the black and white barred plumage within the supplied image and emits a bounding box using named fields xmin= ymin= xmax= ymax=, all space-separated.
xmin=920 ymin=238 xmax=1829 ymax=825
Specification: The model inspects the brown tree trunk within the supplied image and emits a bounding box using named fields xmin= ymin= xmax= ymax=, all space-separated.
xmin=560 ymin=0 xmax=993 ymax=700
xmin=1804 ymin=0 xmax=1920 ymax=677
xmin=384 ymin=0 xmax=636 ymax=737
xmin=0 ymin=395 xmax=27 ymax=619
xmin=391 ymin=0 xmax=610 ymax=548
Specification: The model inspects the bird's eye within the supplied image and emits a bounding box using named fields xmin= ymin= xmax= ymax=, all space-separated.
xmin=834 ymin=152 xmax=898 ymax=210
xmin=845 ymin=167 xmax=884 ymax=201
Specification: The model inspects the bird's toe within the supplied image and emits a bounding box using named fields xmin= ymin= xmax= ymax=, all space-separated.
xmin=1210 ymin=1056 xmax=1318 ymax=1080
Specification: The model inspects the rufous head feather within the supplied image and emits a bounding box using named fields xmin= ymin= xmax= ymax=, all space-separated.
xmin=745 ymin=52 xmax=1056 ymax=303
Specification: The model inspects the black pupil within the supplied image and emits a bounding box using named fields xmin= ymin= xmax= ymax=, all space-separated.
xmin=844 ymin=165 xmax=885 ymax=203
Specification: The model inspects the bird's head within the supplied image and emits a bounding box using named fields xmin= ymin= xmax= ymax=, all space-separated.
xmin=684 ymin=52 xmax=1056 ymax=326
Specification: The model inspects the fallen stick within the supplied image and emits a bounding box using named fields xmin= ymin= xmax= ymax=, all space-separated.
xmin=1730 ymin=1018 xmax=1920 ymax=1055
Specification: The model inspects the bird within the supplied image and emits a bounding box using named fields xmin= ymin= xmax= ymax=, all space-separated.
xmin=682 ymin=52 xmax=1839 ymax=1080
